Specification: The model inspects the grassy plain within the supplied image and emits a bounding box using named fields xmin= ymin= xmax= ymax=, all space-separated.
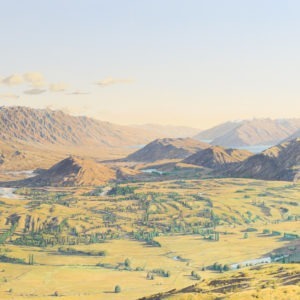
xmin=0 ymin=178 xmax=299 ymax=299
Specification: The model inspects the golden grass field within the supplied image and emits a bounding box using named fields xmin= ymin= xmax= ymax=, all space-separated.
xmin=0 ymin=178 xmax=299 ymax=299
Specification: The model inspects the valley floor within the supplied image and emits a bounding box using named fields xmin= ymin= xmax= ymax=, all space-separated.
xmin=0 ymin=178 xmax=299 ymax=299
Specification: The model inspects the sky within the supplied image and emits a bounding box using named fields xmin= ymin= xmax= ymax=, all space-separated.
xmin=0 ymin=0 xmax=300 ymax=129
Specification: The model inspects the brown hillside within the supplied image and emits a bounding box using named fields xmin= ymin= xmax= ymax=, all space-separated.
xmin=230 ymin=138 xmax=300 ymax=181
xmin=0 ymin=106 xmax=156 ymax=147
xmin=183 ymin=146 xmax=252 ymax=169
xmin=124 ymin=138 xmax=210 ymax=162
xmin=2 ymin=156 xmax=116 ymax=187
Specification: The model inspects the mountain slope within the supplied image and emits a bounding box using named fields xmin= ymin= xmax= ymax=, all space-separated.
xmin=1 ymin=106 xmax=206 ymax=169
xmin=195 ymin=119 xmax=300 ymax=147
xmin=183 ymin=146 xmax=252 ymax=169
xmin=0 ymin=106 xmax=157 ymax=148
xmin=230 ymin=138 xmax=300 ymax=181
xmin=124 ymin=138 xmax=210 ymax=162
xmin=194 ymin=121 xmax=241 ymax=141
xmin=283 ymin=128 xmax=300 ymax=142
xmin=3 ymin=156 xmax=116 ymax=187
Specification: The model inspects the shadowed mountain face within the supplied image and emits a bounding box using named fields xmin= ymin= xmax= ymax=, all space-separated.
xmin=124 ymin=138 xmax=210 ymax=162
xmin=3 ymin=156 xmax=116 ymax=187
xmin=229 ymin=138 xmax=300 ymax=181
xmin=195 ymin=119 xmax=300 ymax=147
xmin=284 ymin=129 xmax=300 ymax=142
xmin=183 ymin=146 xmax=252 ymax=169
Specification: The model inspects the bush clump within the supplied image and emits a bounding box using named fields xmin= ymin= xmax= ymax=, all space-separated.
xmin=114 ymin=285 xmax=121 ymax=293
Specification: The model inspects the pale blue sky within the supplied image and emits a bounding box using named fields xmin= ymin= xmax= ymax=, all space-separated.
xmin=0 ymin=0 xmax=299 ymax=128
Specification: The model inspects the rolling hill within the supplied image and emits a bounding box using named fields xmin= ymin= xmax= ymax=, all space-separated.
xmin=183 ymin=146 xmax=252 ymax=169
xmin=2 ymin=156 xmax=116 ymax=187
xmin=123 ymin=138 xmax=210 ymax=162
xmin=194 ymin=118 xmax=300 ymax=147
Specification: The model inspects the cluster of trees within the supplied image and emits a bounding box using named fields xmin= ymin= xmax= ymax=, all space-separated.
xmin=151 ymin=268 xmax=171 ymax=277
xmin=0 ymin=223 xmax=17 ymax=244
xmin=28 ymin=254 xmax=34 ymax=265
xmin=0 ymin=255 xmax=25 ymax=264
xmin=132 ymin=230 xmax=161 ymax=247
xmin=83 ymin=186 xmax=103 ymax=196
xmin=108 ymin=185 xmax=137 ymax=196
xmin=58 ymin=247 xmax=107 ymax=256
xmin=212 ymin=262 xmax=230 ymax=272
xmin=204 ymin=231 xmax=220 ymax=241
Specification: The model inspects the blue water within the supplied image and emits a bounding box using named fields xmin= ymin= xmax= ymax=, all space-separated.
xmin=197 ymin=138 xmax=272 ymax=153
xmin=234 ymin=145 xmax=272 ymax=153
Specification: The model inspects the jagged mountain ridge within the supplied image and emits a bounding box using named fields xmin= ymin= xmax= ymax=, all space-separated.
xmin=0 ymin=106 xmax=156 ymax=147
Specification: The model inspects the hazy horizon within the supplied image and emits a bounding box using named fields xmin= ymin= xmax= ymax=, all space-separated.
xmin=1 ymin=1 xmax=300 ymax=128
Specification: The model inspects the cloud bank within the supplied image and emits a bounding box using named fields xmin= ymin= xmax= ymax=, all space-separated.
xmin=23 ymin=72 xmax=45 ymax=87
xmin=1 ymin=74 xmax=24 ymax=85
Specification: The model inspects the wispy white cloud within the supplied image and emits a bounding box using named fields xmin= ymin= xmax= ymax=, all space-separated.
xmin=95 ymin=77 xmax=133 ymax=87
xmin=67 ymin=90 xmax=90 ymax=95
xmin=0 ymin=93 xmax=20 ymax=100
xmin=23 ymin=72 xmax=45 ymax=87
xmin=49 ymin=82 xmax=68 ymax=92
xmin=1 ymin=74 xmax=24 ymax=85
xmin=24 ymin=88 xmax=46 ymax=95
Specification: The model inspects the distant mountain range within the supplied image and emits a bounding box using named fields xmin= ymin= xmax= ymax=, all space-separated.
xmin=0 ymin=106 xmax=299 ymax=183
xmin=123 ymin=138 xmax=210 ymax=162
xmin=0 ymin=106 xmax=156 ymax=147
xmin=0 ymin=106 xmax=200 ymax=169
xmin=194 ymin=118 xmax=300 ymax=147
